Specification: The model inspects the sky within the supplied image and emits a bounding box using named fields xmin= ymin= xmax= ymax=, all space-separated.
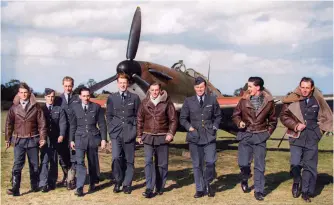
xmin=1 ymin=1 xmax=333 ymax=95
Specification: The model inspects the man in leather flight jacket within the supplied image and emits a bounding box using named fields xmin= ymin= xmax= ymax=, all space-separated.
xmin=280 ymin=77 xmax=333 ymax=202
xmin=137 ymin=82 xmax=178 ymax=198
xmin=5 ymin=83 xmax=47 ymax=196
xmin=232 ymin=77 xmax=277 ymax=201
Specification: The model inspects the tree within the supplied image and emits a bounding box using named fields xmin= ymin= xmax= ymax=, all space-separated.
xmin=2 ymin=79 xmax=21 ymax=101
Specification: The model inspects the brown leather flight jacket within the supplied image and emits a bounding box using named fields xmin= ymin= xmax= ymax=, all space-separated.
xmin=280 ymin=86 xmax=333 ymax=134
xmin=137 ymin=90 xmax=178 ymax=137
xmin=232 ymin=89 xmax=278 ymax=135
xmin=5 ymin=93 xmax=47 ymax=141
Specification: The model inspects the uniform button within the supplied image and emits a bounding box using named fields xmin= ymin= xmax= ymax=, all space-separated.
xmin=85 ymin=119 xmax=87 ymax=121
xmin=122 ymin=111 xmax=124 ymax=113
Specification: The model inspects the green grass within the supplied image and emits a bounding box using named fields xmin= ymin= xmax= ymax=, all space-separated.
xmin=1 ymin=111 xmax=333 ymax=205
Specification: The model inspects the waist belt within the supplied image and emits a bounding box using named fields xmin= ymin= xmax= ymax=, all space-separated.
xmin=16 ymin=134 xmax=40 ymax=138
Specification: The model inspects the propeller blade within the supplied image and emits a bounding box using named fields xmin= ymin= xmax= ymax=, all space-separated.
xmin=132 ymin=73 xmax=149 ymax=92
xmin=89 ymin=75 xmax=118 ymax=93
xmin=148 ymin=68 xmax=173 ymax=80
xmin=126 ymin=7 xmax=141 ymax=60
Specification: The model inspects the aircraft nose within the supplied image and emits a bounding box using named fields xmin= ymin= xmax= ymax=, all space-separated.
xmin=116 ymin=60 xmax=141 ymax=78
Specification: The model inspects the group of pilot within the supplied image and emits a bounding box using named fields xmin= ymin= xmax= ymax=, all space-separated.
xmin=5 ymin=74 xmax=333 ymax=202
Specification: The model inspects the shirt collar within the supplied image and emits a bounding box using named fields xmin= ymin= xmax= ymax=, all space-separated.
xmin=20 ymin=99 xmax=29 ymax=105
xmin=64 ymin=92 xmax=72 ymax=98
xmin=197 ymin=94 xmax=206 ymax=101
xmin=119 ymin=91 xmax=127 ymax=96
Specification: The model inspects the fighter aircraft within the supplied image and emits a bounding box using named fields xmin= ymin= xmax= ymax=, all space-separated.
xmin=80 ymin=7 xmax=240 ymax=133
xmin=85 ymin=7 xmax=333 ymax=135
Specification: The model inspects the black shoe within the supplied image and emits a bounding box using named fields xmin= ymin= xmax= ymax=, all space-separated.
xmin=194 ymin=191 xmax=205 ymax=198
xmin=113 ymin=184 xmax=122 ymax=193
xmin=88 ymin=184 xmax=96 ymax=193
xmin=301 ymin=192 xmax=311 ymax=202
xmin=8 ymin=172 xmax=21 ymax=196
xmin=49 ymin=183 xmax=56 ymax=190
xmin=254 ymin=192 xmax=264 ymax=201
xmin=74 ymin=188 xmax=84 ymax=197
xmin=207 ymin=184 xmax=215 ymax=197
xmin=241 ymin=180 xmax=249 ymax=193
xmin=41 ymin=185 xmax=49 ymax=193
xmin=142 ymin=189 xmax=154 ymax=198
xmin=123 ymin=186 xmax=132 ymax=194
xmin=292 ymin=183 xmax=300 ymax=198
xmin=30 ymin=185 xmax=40 ymax=192
xmin=7 ymin=188 xmax=20 ymax=196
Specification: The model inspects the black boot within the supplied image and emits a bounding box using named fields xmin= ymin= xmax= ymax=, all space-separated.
xmin=292 ymin=183 xmax=300 ymax=198
xmin=241 ymin=180 xmax=249 ymax=193
xmin=30 ymin=171 xmax=39 ymax=192
xmin=240 ymin=167 xmax=250 ymax=193
xmin=7 ymin=171 xmax=21 ymax=196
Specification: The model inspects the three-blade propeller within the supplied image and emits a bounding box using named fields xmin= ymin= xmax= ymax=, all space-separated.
xmin=90 ymin=7 xmax=149 ymax=93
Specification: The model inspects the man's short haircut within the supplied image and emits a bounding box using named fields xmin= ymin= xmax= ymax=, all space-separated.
xmin=62 ymin=76 xmax=74 ymax=85
xmin=299 ymin=77 xmax=314 ymax=88
xmin=44 ymin=88 xmax=55 ymax=96
xmin=149 ymin=82 xmax=161 ymax=89
xmin=194 ymin=76 xmax=207 ymax=86
xmin=80 ymin=86 xmax=90 ymax=94
xmin=248 ymin=76 xmax=264 ymax=91
xmin=18 ymin=82 xmax=31 ymax=92
xmin=117 ymin=73 xmax=130 ymax=81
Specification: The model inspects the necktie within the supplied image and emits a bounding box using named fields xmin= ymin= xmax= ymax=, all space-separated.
xmin=84 ymin=105 xmax=87 ymax=113
xmin=67 ymin=93 xmax=71 ymax=103
xmin=305 ymin=98 xmax=309 ymax=105
xmin=200 ymin=96 xmax=203 ymax=107
xmin=48 ymin=105 xmax=52 ymax=112
xmin=121 ymin=92 xmax=125 ymax=102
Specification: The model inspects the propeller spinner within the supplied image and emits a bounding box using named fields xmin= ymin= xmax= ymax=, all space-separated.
xmin=90 ymin=7 xmax=149 ymax=93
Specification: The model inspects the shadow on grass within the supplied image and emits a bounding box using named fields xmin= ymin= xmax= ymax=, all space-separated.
xmin=313 ymin=173 xmax=333 ymax=197
xmin=97 ymin=167 xmax=146 ymax=191
xmin=164 ymin=168 xmax=194 ymax=192
xmin=213 ymin=173 xmax=240 ymax=192
xmin=264 ymin=171 xmax=290 ymax=196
